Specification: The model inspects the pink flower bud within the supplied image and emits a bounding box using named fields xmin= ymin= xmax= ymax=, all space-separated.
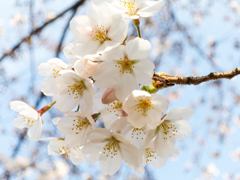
xmin=102 ymin=87 xmax=117 ymax=104
xmin=121 ymin=108 xmax=128 ymax=117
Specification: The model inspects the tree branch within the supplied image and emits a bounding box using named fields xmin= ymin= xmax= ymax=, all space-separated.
xmin=153 ymin=68 xmax=240 ymax=90
xmin=0 ymin=0 xmax=85 ymax=62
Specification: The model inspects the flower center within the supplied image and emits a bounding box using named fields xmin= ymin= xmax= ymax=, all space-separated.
xmin=116 ymin=58 xmax=135 ymax=74
xmin=22 ymin=115 xmax=35 ymax=127
xmin=72 ymin=118 xmax=91 ymax=134
xmin=134 ymin=98 xmax=154 ymax=116
xmin=103 ymin=138 xmax=119 ymax=158
xmin=107 ymin=100 xmax=123 ymax=117
xmin=120 ymin=0 xmax=136 ymax=16
xmin=145 ymin=148 xmax=157 ymax=162
xmin=67 ymin=80 xmax=86 ymax=99
xmin=55 ymin=146 xmax=71 ymax=158
xmin=159 ymin=120 xmax=177 ymax=140
xmin=52 ymin=68 xmax=62 ymax=78
xmin=91 ymin=25 xmax=109 ymax=44
xmin=131 ymin=127 xmax=146 ymax=140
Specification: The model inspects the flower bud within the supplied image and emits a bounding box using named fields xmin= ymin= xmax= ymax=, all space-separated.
xmin=102 ymin=87 xmax=117 ymax=104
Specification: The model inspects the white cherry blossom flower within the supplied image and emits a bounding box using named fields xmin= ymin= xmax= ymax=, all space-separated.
xmin=45 ymin=138 xmax=86 ymax=165
xmin=111 ymin=117 xmax=148 ymax=149
xmin=93 ymin=38 xmax=155 ymax=100
xmin=123 ymin=90 xmax=168 ymax=129
xmin=107 ymin=0 xmax=165 ymax=19
xmin=93 ymin=89 xmax=123 ymax=129
xmin=38 ymin=58 xmax=70 ymax=96
xmin=132 ymin=141 xmax=166 ymax=175
xmin=144 ymin=107 xmax=194 ymax=158
xmin=55 ymin=112 xmax=94 ymax=147
xmin=54 ymin=70 xmax=95 ymax=114
xmin=70 ymin=0 xmax=128 ymax=55
xmin=10 ymin=101 xmax=42 ymax=141
xmin=82 ymin=128 xmax=142 ymax=175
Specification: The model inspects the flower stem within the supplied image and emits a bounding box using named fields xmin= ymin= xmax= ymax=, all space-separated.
xmin=37 ymin=101 xmax=56 ymax=116
xmin=132 ymin=19 xmax=141 ymax=38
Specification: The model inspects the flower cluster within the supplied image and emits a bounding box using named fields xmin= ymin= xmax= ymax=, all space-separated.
xmin=10 ymin=0 xmax=195 ymax=176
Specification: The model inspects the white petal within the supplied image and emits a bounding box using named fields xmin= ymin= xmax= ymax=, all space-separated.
xmin=151 ymin=94 xmax=168 ymax=112
xmin=82 ymin=142 xmax=107 ymax=154
xmin=127 ymin=109 xmax=147 ymax=129
xmin=65 ymin=132 xmax=87 ymax=147
xmin=79 ymin=90 xmax=93 ymax=115
xmin=27 ymin=118 xmax=42 ymax=141
xmin=99 ymin=149 xmax=123 ymax=176
xmin=69 ymin=147 xmax=85 ymax=165
xmin=125 ymin=38 xmax=151 ymax=60
xmin=163 ymin=107 xmax=195 ymax=122
xmin=115 ymin=73 xmax=139 ymax=101
xmin=52 ymin=117 xmax=61 ymax=125
xmin=13 ymin=115 xmax=27 ymax=129
xmin=132 ymin=60 xmax=155 ymax=85
xmin=10 ymin=101 xmax=38 ymax=120
xmin=143 ymin=129 xmax=156 ymax=148
xmin=172 ymin=120 xmax=192 ymax=140
xmin=119 ymin=142 xmax=142 ymax=168
xmin=70 ymin=15 xmax=95 ymax=43
xmin=87 ymin=128 xmax=112 ymax=143
xmin=138 ymin=0 xmax=165 ymax=17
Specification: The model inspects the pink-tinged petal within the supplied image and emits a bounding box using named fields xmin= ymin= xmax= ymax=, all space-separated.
xmin=127 ymin=110 xmax=147 ymax=129
xmin=82 ymin=142 xmax=108 ymax=154
xmin=132 ymin=60 xmax=155 ymax=85
xmin=70 ymin=15 xmax=95 ymax=43
xmin=13 ymin=115 xmax=27 ymax=129
xmin=138 ymin=0 xmax=165 ymax=17
xmin=27 ymin=118 xmax=42 ymax=141
xmin=99 ymin=147 xmax=123 ymax=176
xmin=10 ymin=101 xmax=38 ymax=120
xmin=151 ymin=94 xmax=168 ymax=112
xmin=115 ymin=73 xmax=139 ymax=101
xmin=172 ymin=120 xmax=192 ymax=140
xmin=125 ymin=38 xmax=151 ymax=60
xmin=163 ymin=108 xmax=195 ymax=122
xmin=102 ymin=87 xmax=117 ymax=104
xmin=121 ymin=108 xmax=128 ymax=117
xmin=87 ymin=128 xmax=112 ymax=143
xmin=119 ymin=142 xmax=142 ymax=168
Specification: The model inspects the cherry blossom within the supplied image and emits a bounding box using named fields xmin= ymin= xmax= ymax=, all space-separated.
xmin=70 ymin=0 xmax=128 ymax=55
xmin=123 ymin=90 xmax=168 ymax=129
xmin=93 ymin=37 xmax=155 ymax=100
xmin=107 ymin=0 xmax=165 ymax=19
xmin=38 ymin=58 xmax=70 ymax=96
xmin=55 ymin=111 xmax=94 ymax=147
xmin=10 ymin=101 xmax=42 ymax=141
xmin=111 ymin=117 xmax=148 ymax=149
xmin=45 ymin=138 xmax=86 ymax=165
xmin=54 ymin=70 xmax=95 ymax=113
xmin=82 ymin=128 xmax=142 ymax=175
xmin=144 ymin=107 xmax=194 ymax=158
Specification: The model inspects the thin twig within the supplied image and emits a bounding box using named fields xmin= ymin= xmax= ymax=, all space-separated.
xmin=153 ymin=68 xmax=240 ymax=90
xmin=0 ymin=0 xmax=85 ymax=62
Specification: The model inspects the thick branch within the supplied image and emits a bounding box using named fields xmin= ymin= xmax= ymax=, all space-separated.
xmin=153 ymin=68 xmax=240 ymax=90
xmin=0 ymin=0 xmax=85 ymax=62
